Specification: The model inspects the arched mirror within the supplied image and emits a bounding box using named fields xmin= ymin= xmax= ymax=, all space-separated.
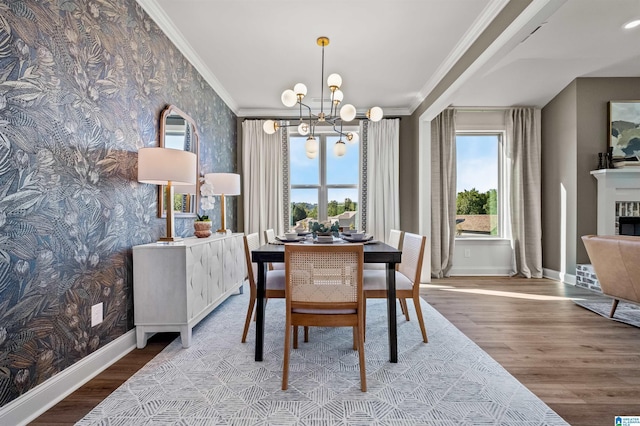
xmin=158 ymin=105 xmax=199 ymax=218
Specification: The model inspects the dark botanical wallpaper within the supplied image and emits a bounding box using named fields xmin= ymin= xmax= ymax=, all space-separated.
xmin=0 ymin=0 xmax=237 ymax=407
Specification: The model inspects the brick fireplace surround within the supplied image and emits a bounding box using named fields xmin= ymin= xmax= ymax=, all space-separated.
xmin=577 ymin=168 xmax=640 ymax=291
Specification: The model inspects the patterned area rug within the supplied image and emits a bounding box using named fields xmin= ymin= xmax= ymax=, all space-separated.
xmin=77 ymin=290 xmax=568 ymax=425
xmin=574 ymin=297 xmax=640 ymax=328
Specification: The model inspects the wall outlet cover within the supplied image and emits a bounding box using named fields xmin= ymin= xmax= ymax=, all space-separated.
xmin=91 ymin=303 xmax=103 ymax=327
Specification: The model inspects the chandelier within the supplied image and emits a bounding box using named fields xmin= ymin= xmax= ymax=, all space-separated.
xmin=262 ymin=36 xmax=383 ymax=158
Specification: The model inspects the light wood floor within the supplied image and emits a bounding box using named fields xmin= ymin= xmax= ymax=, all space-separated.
xmin=31 ymin=277 xmax=640 ymax=425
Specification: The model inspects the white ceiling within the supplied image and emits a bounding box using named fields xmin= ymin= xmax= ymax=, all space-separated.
xmin=137 ymin=0 xmax=640 ymax=118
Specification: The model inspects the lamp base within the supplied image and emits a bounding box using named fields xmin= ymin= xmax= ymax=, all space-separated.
xmin=216 ymin=228 xmax=231 ymax=234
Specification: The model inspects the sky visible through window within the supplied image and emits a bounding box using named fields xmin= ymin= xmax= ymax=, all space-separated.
xmin=456 ymin=134 xmax=498 ymax=193
xmin=290 ymin=136 xmax=359 ymax=203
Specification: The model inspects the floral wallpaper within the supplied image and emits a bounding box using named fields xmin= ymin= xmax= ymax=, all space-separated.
xmin=0 ymin=0 xmax=237 ymax=407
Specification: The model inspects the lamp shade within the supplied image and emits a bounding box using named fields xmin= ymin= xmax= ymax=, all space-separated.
xmin=138 ymin=147 xmax=197 ymax=186
xmin=205 ymin=173 xmax=241 ymax=195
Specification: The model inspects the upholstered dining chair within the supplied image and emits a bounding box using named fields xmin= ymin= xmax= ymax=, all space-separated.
xmin=388 ymin=229 xmax=404 ymax=252
xmin=263 ymin=228 xmax=285 ymax=270
xmin=363 ymin=232 xmax=428 ymax=343
xmin=264 ymin=228 xmax=276 ymax=244
xmin=364 ymin=229 xmax=404 ymax=271
xmin=242 ymin=233 xmax=308 ymax=343
xmin=282 ymin=244 xmax=367 ymax=392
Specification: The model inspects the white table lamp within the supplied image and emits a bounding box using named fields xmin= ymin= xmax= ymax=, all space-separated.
xmin=138 ymin=147 xmax=197 ymax=242
xmin=205 ymin=172 xmax=240 ymax=233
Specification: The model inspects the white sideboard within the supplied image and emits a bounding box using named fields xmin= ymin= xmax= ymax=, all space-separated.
xmin=133 ymin=233 xmax=245 ymax=348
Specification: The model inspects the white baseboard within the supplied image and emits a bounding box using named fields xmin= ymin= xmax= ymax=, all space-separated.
xmin=543 ymin=268 xmax=576 ymax=285
xmin=0 ymin=329 xmax=136 ymax=426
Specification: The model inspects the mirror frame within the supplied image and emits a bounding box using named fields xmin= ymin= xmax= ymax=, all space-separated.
xmin=157 ymin=105 xmax=200 ymax=218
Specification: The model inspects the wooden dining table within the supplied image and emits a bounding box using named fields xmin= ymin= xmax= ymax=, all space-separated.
xmin=251 ymin=240 xmax=402 ymax=363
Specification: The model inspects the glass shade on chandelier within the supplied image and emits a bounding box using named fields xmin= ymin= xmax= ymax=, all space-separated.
xmin=263 ymin=36 xmax=383 ymax=158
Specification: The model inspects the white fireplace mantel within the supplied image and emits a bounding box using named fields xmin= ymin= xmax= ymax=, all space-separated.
xmin=591 ymin=168 xmax=640 ymax=235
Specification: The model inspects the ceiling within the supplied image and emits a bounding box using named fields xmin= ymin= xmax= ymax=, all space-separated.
xmin=136 ymin=0 xmax=640 ymax=118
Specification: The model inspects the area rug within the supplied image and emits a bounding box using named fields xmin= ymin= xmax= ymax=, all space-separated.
xmin=77 ymin=290 xmax=568 ymax=425
xmin=574 ymin=297 xmax=640 ymax=328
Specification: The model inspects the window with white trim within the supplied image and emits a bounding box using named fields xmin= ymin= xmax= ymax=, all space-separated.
xmin=289 ymin=130 xmax=359 ymax=230
xmin=455 ymin=132 xmax=505 ymax=238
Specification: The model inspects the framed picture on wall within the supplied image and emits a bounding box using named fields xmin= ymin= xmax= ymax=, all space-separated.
xmin=609 ymin=100 xmax=640 ymax=159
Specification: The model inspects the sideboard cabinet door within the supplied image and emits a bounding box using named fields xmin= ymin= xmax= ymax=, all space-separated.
xmin=133 ymin=233 xmax=244 ymax=349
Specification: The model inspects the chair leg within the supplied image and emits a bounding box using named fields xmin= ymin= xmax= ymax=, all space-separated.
xmin=293 ymin=326 xmax=299 ymax=349
xmin=352 ymin=327 xmax=357 ymax=350
xmin=282 ymin=320 xmax=292 ymax=390
xmin=304 ymin=326 xmax=309 ymax=342
xmin=241 ymin=296 xmax=255 ymax=343
xmin=413 ymin=294 xmax=428 ymax=343
xmin=610 ymin=299 xmax=620 ymax=318
xmin=357 ymin=324 xmax=367 ymax=392
xmin=400 ymin=299 xmax=410 ymax=321
xmin=362 ymin=300 xmax=367 ymax=342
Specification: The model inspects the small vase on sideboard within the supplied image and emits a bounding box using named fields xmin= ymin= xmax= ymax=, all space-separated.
xmin=194 ymin=215 xmax=212 ymax=238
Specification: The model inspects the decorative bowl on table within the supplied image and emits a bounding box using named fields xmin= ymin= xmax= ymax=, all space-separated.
xmin=343 ymin=234 xmax=374 ymax=243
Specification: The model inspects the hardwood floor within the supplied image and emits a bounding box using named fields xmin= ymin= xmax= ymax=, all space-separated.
xmin=31 ymin=277 xmax=640 ymax=425
xmin=425 ymin=277 xmax=640 ymax=426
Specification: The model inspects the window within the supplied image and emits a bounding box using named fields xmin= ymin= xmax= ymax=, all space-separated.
xmin=289 ymin=130 xmax=359 ymax=230
xmin=455 ymin=132 xmax=504 ymax=238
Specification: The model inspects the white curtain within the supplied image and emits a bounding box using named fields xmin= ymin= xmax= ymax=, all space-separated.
xmin=242 ymin=120 xmax=284 ymax=243
xmin=506 ymin=108 xmax=542 ymax=278
xmin=365 ymin=119 xmax=400 ymax=243
xmin=431 ymin=109 xmax=457 ymax=278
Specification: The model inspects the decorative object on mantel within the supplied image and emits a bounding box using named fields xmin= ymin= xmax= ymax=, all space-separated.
xmin=597 ymin=152 xmax=605 ymax=169
xmin=205 ymin=173 xmax=241 ymax=234
xmin=138 ymin=147 xmax=197 ymax=242
xmin=262 ymin=36 xmax=383 ymax=159
xmin=612 ymin=155 xmax=640 ymax=168
xmin=193 ymin=214 xmax=212 ymax=238
xmin=606 ymin=146 xmax=616 ymax=169
xmin=608 ymin=100 xmax=640 ymax=159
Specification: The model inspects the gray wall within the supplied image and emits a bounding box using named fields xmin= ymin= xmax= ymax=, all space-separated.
xmin=541 ymin=81 xmax=577 ymax=273
xmin=399 ymin=116 xmax=418 ymax=232
xmin=541 ymin=77 xmax=640 ymax=274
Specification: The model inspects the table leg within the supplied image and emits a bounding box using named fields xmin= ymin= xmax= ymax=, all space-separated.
xmin=387 ymin=262 xmax=398 ymax=363
xmin=255 ymin=261 xmax=267 ymax=361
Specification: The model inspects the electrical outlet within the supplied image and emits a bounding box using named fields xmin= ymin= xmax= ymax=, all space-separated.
xmin=91 ymin=303 xmax=103 ymax=327
xmin=464 ymin=248 xmax=471 ymax=258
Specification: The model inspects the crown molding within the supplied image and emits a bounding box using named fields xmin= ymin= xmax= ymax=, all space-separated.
xmin=135 ymin=0 xmax=239 ymax=115
xmin=409 ymin=0 xmax=510 ymax=114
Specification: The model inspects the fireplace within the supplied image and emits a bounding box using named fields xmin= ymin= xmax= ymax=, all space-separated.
xmin=619 ymin=216 xmax=640 ymax=236
xmin=591 ymin=169 xmax=640 ymax=235
xmin=578 ymin=169 xmax=640 ymax=292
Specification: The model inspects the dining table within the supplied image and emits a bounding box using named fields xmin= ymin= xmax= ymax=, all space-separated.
xmin=251 ymin=238 xmax=402 ymax=363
